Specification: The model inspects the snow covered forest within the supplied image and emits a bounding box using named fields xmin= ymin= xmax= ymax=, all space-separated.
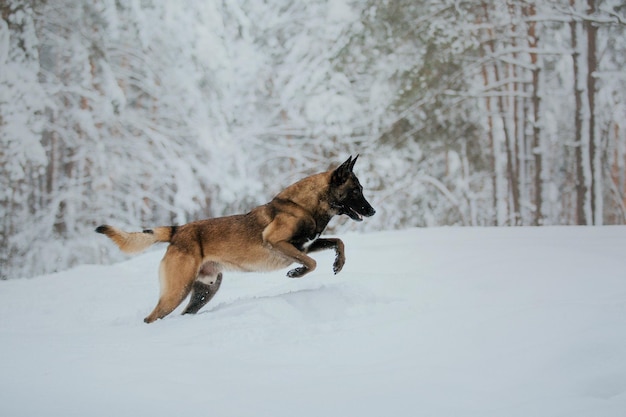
xmin=1 ymin=0 xmax=625 ymax=279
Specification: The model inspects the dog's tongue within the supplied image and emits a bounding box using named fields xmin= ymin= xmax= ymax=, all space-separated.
xmin=349 ymin=207 xmax=363 ymax=221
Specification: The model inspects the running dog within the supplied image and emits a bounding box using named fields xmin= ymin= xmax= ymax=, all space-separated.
xmin=96 ymin=155 xmax=375 ymax=323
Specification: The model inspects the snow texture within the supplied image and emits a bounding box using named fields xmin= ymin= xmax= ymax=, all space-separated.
xmin=1 ymin=226 xmax=625 ymax=416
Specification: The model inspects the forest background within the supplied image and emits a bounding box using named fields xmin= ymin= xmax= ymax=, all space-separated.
xmin=1 ymin=0 xmax=625 ymax=279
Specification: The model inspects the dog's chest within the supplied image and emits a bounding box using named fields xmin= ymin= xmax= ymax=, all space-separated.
xmin=290 ymin=219 xmax=328 ymax=251
xmin=301 ymin=232 xmax=321 ymax=250
xmin=291 ymin=225 xmax=325 ymax=252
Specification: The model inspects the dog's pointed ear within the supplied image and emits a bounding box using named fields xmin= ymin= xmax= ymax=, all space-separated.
xmin=349 ymin=154 xmax=359 ymax=172
xmin=331 ymin=155 xmax=353 ymax=185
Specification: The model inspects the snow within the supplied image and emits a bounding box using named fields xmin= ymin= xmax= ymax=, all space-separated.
xmin=1 ymin=226 xmax=626 ymax=416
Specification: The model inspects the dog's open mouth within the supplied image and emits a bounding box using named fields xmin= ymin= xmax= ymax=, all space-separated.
xmin=347 ymin=207 xmax=364 ymax=222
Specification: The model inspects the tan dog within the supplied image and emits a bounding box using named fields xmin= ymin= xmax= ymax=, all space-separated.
xmin=96 ymin=155 xmax=375 ymax=323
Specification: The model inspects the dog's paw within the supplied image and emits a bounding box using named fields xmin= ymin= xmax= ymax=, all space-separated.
xmin=287 ymin=267 xmax=308 ymax=278
xmin=333 ymin=255 xmax=345 ymax=275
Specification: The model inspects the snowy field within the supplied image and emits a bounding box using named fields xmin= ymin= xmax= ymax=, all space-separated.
xmin=1 ymin=226 xmax=626 ymax=417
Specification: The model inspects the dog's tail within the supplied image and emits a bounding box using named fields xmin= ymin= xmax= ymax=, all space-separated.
xmin=95 ymin=225 xmax=177 ymax=254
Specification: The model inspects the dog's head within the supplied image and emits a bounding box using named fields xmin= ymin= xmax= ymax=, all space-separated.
xmin=329 ymin=155 xmax=376 ymax=222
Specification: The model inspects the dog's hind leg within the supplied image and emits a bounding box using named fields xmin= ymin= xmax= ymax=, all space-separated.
xmin=182 ymin=262 xmax=223 ymax=315
xmin=144 ymin=249 xmax=199 ymax=323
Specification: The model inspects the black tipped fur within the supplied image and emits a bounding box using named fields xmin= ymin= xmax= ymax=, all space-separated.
xmin=95 ymin=225 xmax=110 ymax=234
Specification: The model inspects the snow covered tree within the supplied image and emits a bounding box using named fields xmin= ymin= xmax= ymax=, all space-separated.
xmin=1 ymin=0 xmax=626 ymax=279
xmin=1 ymin=0 xmax=47 ymax=278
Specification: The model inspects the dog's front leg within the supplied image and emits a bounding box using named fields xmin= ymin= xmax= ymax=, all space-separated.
xmin=268 ymin=240 xmax=317 ymax=278
xmin=263 ymin=217 xmax=319 ymax=278
xmin=305 ymin=238 xmax=345 ymax=274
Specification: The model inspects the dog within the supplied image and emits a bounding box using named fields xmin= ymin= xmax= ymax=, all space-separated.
xmin=96 ymin=155 xmax=375 ymax=323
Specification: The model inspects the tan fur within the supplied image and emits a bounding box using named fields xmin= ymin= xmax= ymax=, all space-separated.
xmin=95 ymin=225 xmax=173 ymax=254
xmin=96 ymin=156 xmax=375 ymax=323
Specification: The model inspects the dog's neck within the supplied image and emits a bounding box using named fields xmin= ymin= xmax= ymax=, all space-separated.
xmin=275 ymin=171 xmax=337 ymax=221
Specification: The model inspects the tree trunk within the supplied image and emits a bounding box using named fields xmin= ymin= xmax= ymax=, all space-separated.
xmin=527 ymin=5 xmax=543 ymax=225
xmin=586 ymin=0 xmax=601 ymax=224
xmin=481 ymin=2 xmax=518 ymax=225
xmin=570 ymin=0 xmax=591 ymax=225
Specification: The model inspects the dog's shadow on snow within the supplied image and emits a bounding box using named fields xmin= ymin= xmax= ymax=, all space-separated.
xmin=195 ymin=283 xmax=397 ymax=321
xmin=199 ymin=286 xmax=334 ymax=315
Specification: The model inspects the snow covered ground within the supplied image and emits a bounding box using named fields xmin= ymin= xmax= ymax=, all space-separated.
xmin=1 ymin=226 xmax=626 ymax=417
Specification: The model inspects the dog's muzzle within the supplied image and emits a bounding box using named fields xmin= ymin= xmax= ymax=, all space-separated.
xmin=346 ymin=204 xmax=376 ymax=222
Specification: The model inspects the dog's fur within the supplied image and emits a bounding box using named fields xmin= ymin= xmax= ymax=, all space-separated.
xmin=96 ymin=155 xmax=375 ymax=323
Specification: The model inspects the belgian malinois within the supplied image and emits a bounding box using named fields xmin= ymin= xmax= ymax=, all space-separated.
xmin=96 ymin=155 xmax=375 ymax=323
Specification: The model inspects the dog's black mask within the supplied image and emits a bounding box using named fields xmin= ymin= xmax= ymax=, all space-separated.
xmin=330 ymin=155 xmax=376 ymax=222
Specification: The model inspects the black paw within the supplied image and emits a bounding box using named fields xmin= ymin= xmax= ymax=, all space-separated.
xmin=333 ymin=256 xmax=345 ymax=275
xmin=287 ymin=267 xmax=307 ymax=278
